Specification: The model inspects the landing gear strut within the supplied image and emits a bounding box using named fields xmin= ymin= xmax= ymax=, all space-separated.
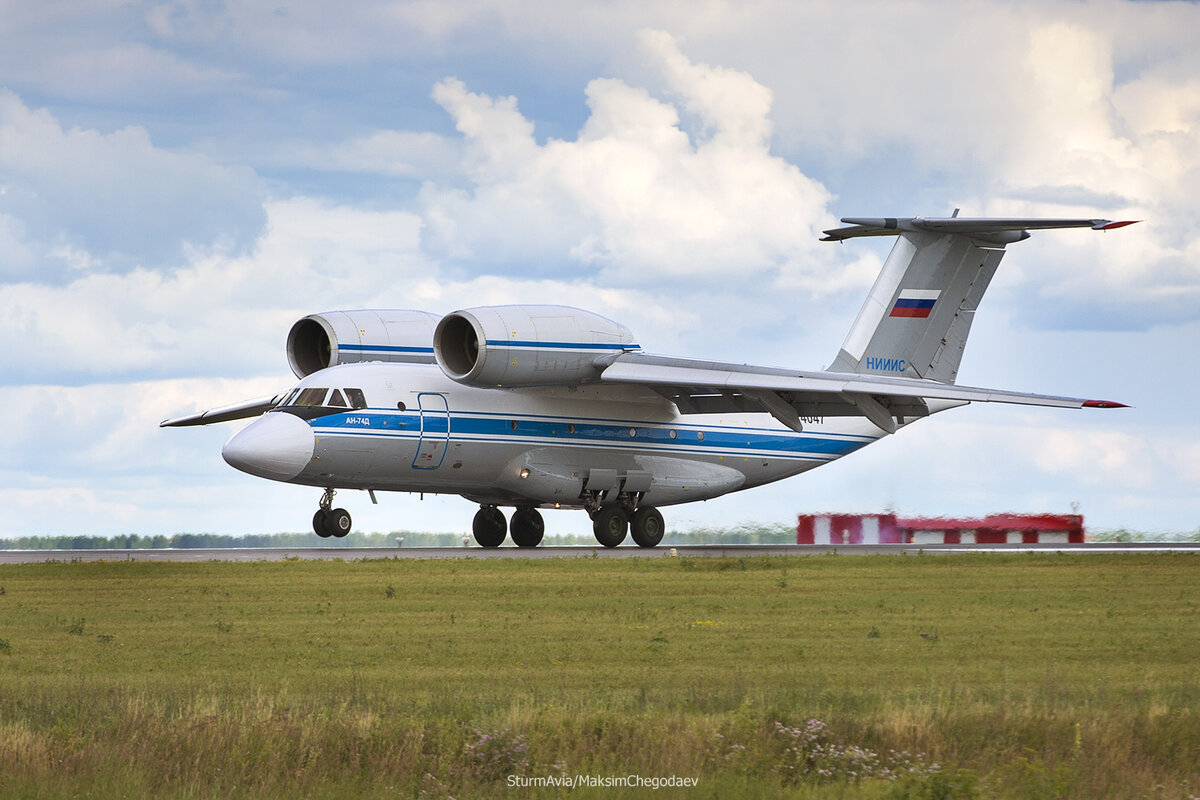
xmin=313 ymin=488 xmax=352 ymax=538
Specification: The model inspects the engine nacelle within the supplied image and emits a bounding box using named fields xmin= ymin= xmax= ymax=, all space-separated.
xmin=286 ymin=310 xmax=440 ymax=378
xmin=434 ymin=305 xmax=639 ymax=387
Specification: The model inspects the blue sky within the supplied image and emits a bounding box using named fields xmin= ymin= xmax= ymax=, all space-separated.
xmin=2 ymin=1 xmax=1198 ymax=537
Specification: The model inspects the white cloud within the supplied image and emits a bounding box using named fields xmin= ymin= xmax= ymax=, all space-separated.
xmin=0 ymin=196 xmax=432 ymax=384
xmin=36 ymin=43 xmax=240 ymax=101
xmin=418 ymin=30 xmax=839 ymax=287
xmin=0 ymin=91 xmax=266 ymax=277
xmin=0 ymin=377 xmax=282 ymax=477
xmin=306 ymin=130 xmax=463 ymax=180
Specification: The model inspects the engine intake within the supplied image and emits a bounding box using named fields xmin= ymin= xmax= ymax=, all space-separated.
xmin=434 ymin=305 xmax=638 ymax=387
xmin=286 ymin=310 xmax=440 ymax=377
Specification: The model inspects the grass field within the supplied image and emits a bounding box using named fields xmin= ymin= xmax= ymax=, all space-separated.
xmin=0 ymin=553 xmax=1196 ymax=798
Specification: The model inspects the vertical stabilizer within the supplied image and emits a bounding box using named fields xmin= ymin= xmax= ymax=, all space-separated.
xmin=822 ymin=216 xmax=1136 ymax=384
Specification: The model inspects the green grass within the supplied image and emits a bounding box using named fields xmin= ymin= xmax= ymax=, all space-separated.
xmin=0 ymin=553 xmax=1197 ymax=798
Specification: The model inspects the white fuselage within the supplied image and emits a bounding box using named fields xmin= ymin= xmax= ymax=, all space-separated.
xmin=223 ymin=362 xmax=894 ymax=509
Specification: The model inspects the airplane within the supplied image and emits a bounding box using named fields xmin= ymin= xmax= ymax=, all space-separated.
xmin=162 ymin=214 xmax=1134 ymax=548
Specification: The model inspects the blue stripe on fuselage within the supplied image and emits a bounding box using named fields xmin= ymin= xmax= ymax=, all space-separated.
xmin=303 ymin=409 xmax=874 ymax=461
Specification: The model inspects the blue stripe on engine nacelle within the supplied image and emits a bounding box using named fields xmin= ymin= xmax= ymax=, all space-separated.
xmin=339 ymin=344 xmax=436 ymax=354
xmin=484 ymin=340 xmax=638 ymax=350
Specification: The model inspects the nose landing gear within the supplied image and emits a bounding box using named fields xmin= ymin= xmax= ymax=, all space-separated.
xmin=313 ymin=488 xmax=352 ymax=538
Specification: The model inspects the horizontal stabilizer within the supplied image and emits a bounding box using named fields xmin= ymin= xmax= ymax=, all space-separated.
xmin=822 ymin=217 xmax=1139 ymax=242
xmin=160 ymin=394 xmax=282 ymax=427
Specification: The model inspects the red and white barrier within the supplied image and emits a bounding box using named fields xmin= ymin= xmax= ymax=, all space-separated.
xmin=797 ymin=513 xmax=1084 ymax=545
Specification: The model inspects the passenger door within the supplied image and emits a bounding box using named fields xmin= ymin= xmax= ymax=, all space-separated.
xmin=412 ymin=393 xmax=450 ymax=470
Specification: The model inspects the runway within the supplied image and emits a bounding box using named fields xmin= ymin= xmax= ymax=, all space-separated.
xmin=0 ymin=542 xmax=1196 ymax=564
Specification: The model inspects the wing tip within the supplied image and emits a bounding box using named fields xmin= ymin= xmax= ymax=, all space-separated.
xmin=1096 ymin=220 xmax=1140 ymax=231
xmin=1082 ymin=400 xmax=1130 ymax=409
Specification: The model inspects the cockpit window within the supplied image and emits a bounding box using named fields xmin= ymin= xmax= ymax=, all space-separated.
xmin=278 ymin=386 xmax=367 ymax=410
xmin=296 ymin=387 xmax=329 ymax=406
xmin=277 ymin=387 xmax=301 ymax=407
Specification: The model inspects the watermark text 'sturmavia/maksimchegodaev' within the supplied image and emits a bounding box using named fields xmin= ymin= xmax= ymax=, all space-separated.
xmin=507 ymin=773 xmax=699 ymax=790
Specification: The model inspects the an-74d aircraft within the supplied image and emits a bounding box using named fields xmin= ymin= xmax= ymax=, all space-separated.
xmin=163 ymin=215 xmax=1133 ymax=548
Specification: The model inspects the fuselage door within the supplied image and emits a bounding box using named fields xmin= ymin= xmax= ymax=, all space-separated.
xmin=412 ymin=392 xmax=450 ymax=470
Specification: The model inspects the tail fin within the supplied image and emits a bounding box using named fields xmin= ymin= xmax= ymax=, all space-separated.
xmin=824 ymin=216 xmax=1136 ymax=384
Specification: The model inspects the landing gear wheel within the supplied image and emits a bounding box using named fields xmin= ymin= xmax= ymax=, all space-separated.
xmin=510 ymin=506 xmax=545 ymax=548
xmin=473 ymin=505 xmax=507 ymax=548
xmin=313 ymin=509 xmax=333 ymax=538
xmin=326 ymin=508 xmax=352 ymax=538
xmin=631 ymin=507 xmax=664 ymax=548
xmin=314 ymin=508 xmax=352 ymax=538
xmin=592 ymin=506 xmax=628 ymax=548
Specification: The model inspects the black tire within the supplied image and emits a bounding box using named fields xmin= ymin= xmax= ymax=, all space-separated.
xmin=510 ymin=506 xmax=545 ymax=548
xmin=631 ymin=507 xmax=664 ymax=548
xmin=592 ymin=506 xmax=628 ymax=548
xmin=327 ymin=508 xmax=352 ymax=538
xmin=313 ymin=509 xmax=333 ymax=538
xmin=473 ymin=506 xmax=507 ymax=547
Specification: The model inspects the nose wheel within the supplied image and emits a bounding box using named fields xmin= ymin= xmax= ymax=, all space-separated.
xmin=313 ymin=489 xmax=351 ymax=538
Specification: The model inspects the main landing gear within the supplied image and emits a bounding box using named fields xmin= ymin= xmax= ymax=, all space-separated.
xmin=589 ymin=505 xmax=664 ymax=548
xmin=472 ymin=505 xmax=545 ymax=548
xmin=471 ymin=502 xmax=663 ymax=548
xmin=312 ymin=493 xmax=664 ymax=549
xmin=313 ymin=488 xmax=352 ymax=538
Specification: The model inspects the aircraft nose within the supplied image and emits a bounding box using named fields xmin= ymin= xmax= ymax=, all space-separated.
xmin=222 ymin=412 xmax=315 ymax=481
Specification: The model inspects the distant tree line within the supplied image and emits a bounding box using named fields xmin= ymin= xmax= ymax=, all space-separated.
xmin=0 ymin=522 xmax=802 ymax=550
xmin=1086 ymin=528 xmax=1200 ymax=543
xmin=0 ymin=532 xmax=464 ymax=550
xmin=555 ymin=523 xmax=800 ymax=546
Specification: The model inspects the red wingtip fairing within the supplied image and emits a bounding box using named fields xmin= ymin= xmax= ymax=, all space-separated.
xmin=1099 ymin=220 xmax=1140 ymax=230
xmin=1082 ymin=400 xmax=1130 ymax=409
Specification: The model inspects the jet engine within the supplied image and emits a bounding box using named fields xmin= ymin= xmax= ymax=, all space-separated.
xmin=433 ymin=305 xmax=639 ymax=387
xmin=286 ymin=310 xmax=440 ymax=378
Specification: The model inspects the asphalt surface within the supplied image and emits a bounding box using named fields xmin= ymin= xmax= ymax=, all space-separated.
xmin=0 ymin=542 xmax=1196 ymax=564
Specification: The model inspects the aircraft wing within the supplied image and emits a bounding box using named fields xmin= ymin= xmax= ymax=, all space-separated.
xmin=159 ymin=394 xmax=283 ymax=428
xmin=599 ymin=353 xmax=1126 ymax=434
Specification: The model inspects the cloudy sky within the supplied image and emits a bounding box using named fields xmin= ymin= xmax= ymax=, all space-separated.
xmin=2 ymin=0 xmax=1198 ymax=538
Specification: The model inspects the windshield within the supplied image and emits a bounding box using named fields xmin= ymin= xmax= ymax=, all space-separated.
xmin=277 ymin=387 xmax=369 ymax=410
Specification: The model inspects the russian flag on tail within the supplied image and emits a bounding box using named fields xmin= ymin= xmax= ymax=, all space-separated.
xmin=890 ymin=289 xmax=940 ymax=318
